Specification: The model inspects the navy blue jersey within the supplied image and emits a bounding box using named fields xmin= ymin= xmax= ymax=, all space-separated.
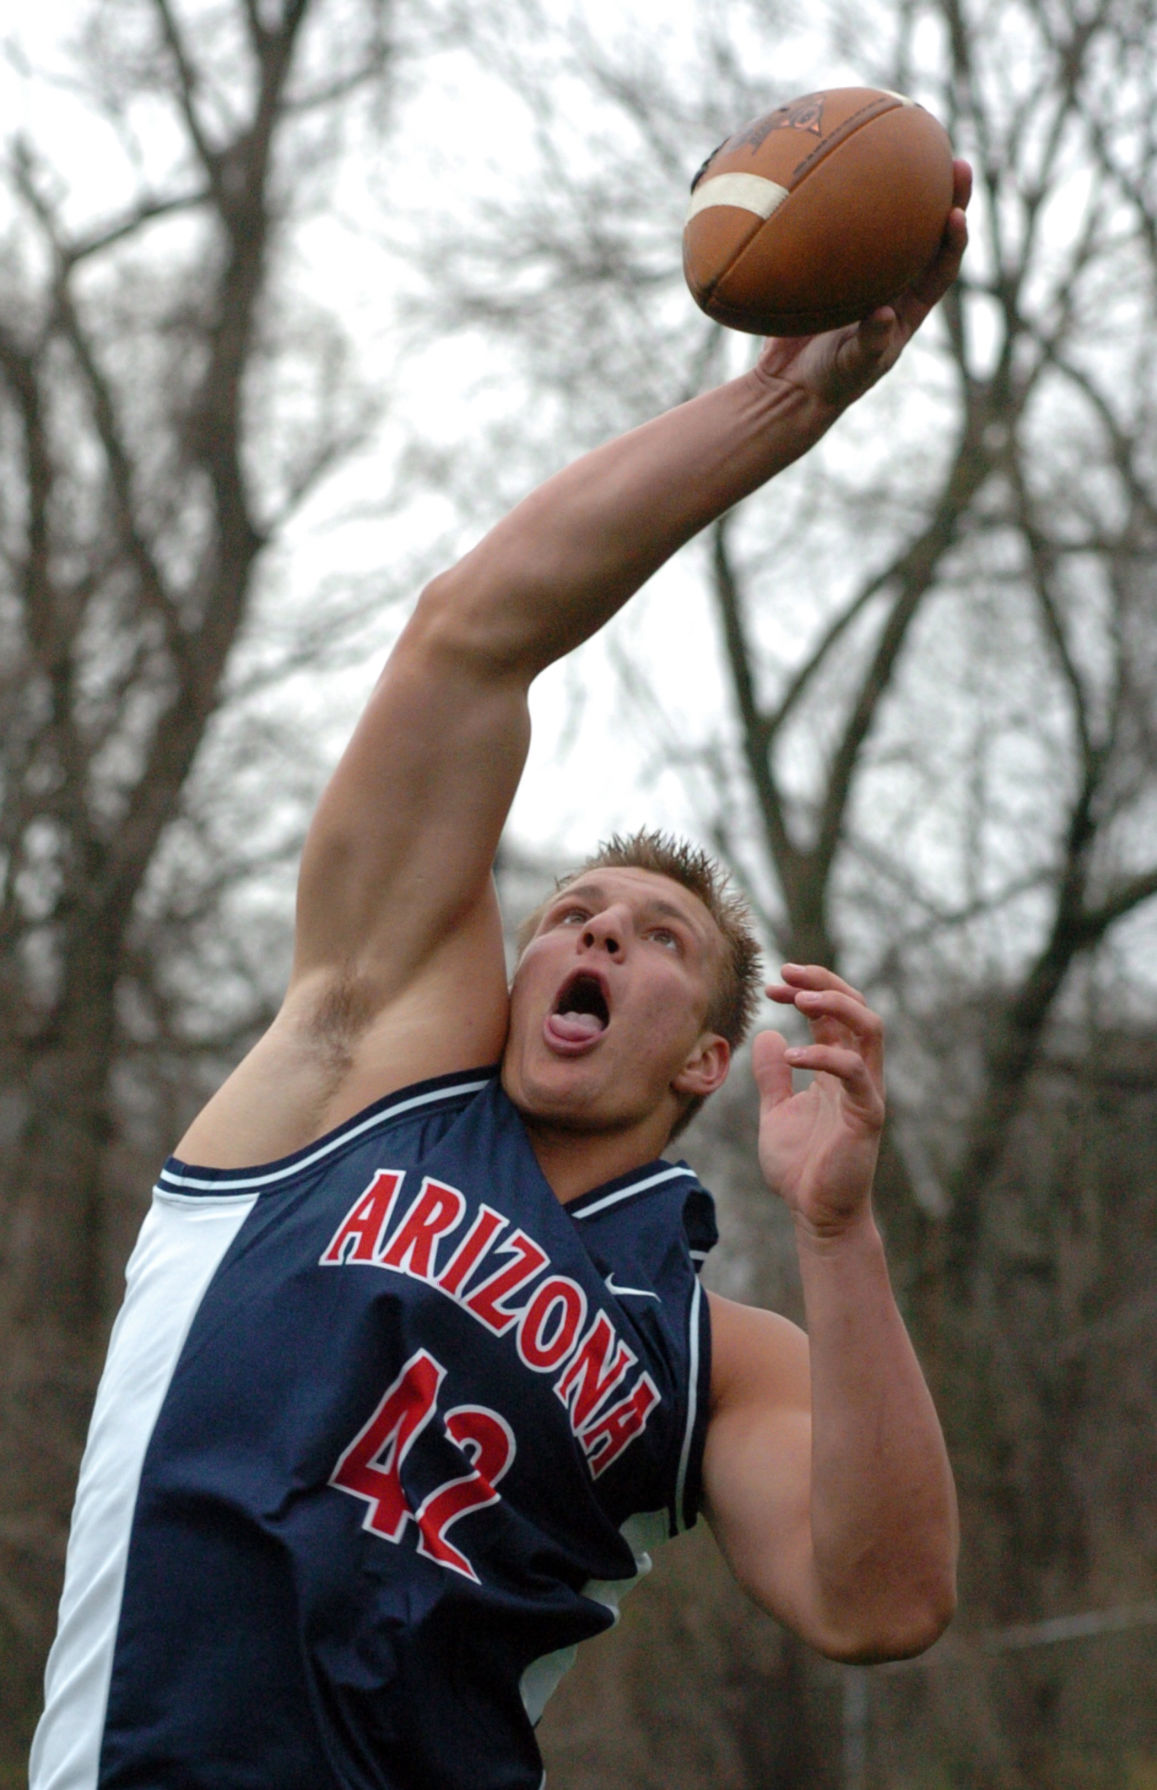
xmin=31 ymin=1069 xmax=717 ymax=1790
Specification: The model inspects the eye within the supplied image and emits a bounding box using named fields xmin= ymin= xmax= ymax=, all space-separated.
xmin=649 ymin=926 xmax=680 ymax=951
xmin=556 ymin=905 xmax=590 ymax=927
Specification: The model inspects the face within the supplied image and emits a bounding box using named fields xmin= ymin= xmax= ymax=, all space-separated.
xmin=501 ymin=867 xmax=730 ymax=1141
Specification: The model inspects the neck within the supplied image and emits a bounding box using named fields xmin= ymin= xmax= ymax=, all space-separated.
xmin=522 ymin=1109 xmax=674 ymax=1204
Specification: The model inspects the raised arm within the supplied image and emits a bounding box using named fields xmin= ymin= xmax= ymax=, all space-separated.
xmin=176 ymin=175 xmax=968 ymax=1165
xmin=293 ymin=173 xmax=968 ymax=1001
xmin=293 ymin=366 xmax=845 ymax=990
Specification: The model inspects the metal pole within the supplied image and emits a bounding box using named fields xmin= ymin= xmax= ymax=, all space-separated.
xmin=842 ymin=1667 xmax=869 ymax=1790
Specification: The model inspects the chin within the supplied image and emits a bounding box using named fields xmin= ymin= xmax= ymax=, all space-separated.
xmin=501 ymin=1055 xmax=599 ymax=1129
xmin=502 ymin=1054 xmax=670 ymax=1143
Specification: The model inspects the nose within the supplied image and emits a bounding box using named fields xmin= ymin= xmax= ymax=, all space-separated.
xmin=581 ymin=907 xmax=628 ymax=958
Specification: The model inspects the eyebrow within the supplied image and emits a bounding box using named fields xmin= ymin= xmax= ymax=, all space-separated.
xmin=551 ymin=882 xmax=706 ymax=939
xmin=646 ymin=897 xmax=698 ymax=926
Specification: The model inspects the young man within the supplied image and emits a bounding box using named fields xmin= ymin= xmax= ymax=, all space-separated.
xmin=31 ymin=164 xmax=970 ymax=1790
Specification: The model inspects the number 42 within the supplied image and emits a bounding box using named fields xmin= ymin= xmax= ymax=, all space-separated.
xmin=329 ymin=1348 xmax=516 ymax=1583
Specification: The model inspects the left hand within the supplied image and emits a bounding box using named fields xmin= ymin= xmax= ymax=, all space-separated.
xmin=753 ymin=158 xmax=972 ymax=414
xmin=753 ymin=964 xmax=886 ymax=1239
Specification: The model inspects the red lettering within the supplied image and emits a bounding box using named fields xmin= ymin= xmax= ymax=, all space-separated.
xmin=319 ymin=1170 xmax=405 ymax=1265
xmin=330 ymin=1356 xmax=517 ymax=1584
xmin=462 ymin=1230 xmax=548 ymax=1334
xmin=580 ymin=1374 xmax=661 ymax=1478
xmin=517 ymin=1277 xmax=587 ymax=1372
xmin=378 ymin=1177 xmax=466 ymax=1280
xmin=554 ymin=1312 xmax=634 ymax=1429
xmin=436 ymin=1205 xmax=506 ymax=1296
xmin=329 ymin=1349 xmax=443 ymax=1537
xmin=414 ymin=1406 xmax=516 ymax=1581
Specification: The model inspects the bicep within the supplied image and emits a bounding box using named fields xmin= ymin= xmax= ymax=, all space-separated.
xmin=175 ymin=603 xmax=526 ymax=1166
xmin=702 ymin=1294 xmax=820 ymax=1633
xmin=294 ymin=588 xmax=532 ymax=995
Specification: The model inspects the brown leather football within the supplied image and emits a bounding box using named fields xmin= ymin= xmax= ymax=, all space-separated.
xmin=684 ymin=88 xmax=954 ymax=336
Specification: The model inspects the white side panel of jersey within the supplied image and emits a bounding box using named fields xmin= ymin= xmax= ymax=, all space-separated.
xmin=28 ymin=1188 xmax=259 ymax=1790
xmin=519 ymin=1508 xmax=668 ymax=1725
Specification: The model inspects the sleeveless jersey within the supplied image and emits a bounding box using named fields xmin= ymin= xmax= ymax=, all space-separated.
xmin=30 ymin=1068 xmax=717 ymax=1790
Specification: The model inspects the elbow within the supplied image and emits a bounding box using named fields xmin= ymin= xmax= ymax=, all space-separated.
xmin=814 ymin=1570 xmax=958 ymax=1665
xmin=403 ymin=571 xmax=486 ymax=666
xmin=405 ymin=566 xmax=541 ymax=683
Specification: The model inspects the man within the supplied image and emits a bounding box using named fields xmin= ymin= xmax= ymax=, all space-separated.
xmin=31 ymin=161 xmax=970 ymax=1790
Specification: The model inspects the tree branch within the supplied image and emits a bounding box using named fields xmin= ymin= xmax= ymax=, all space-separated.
xmin=811 ymin=417 xmax=994 ymax=882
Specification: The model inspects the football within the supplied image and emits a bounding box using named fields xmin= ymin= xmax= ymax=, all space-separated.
xmin=683 ymin=88 xmax=954 ymax=336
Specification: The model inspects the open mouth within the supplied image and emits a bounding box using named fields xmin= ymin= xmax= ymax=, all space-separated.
xmin=548 ymin=970 xmax=610 ymax=1044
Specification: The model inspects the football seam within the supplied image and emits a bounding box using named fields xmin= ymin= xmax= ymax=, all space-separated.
xmin=784 ymin=93 xmax=902 ymax=188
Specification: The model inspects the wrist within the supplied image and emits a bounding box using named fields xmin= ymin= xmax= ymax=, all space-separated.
xmin=792 ymin=1200 xmax=882 ymax=1259
xmin=742 ymin=360 xmax=843 ymax=448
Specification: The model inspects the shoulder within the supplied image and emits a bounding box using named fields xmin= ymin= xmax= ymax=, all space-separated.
xmin=706 ymin=1290 xmax=810 ymax=1416
xmin=172 ymin=913 xmax=509 ymax=1172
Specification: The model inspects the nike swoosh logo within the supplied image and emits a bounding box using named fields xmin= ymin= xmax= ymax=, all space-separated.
xmin=605 ymin=1274 xmax=660 ymax=1301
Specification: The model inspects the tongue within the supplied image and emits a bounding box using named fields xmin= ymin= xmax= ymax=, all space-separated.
xmin=552 ymin=1010 xmax=605 ymax=1041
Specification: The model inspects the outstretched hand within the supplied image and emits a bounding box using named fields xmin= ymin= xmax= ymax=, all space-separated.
xmin=753 ymin=965 xmax=886 ymax=1240
xmin=754 ymin=158 xmax=972 ymax=413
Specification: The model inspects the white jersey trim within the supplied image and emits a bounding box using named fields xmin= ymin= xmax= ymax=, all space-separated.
xmin=569 ymin=1163 xmax=696 ymax=1221
xmin=29 ymin=1190 xmax=258 ymax=1790
xmin=673 ymin=1277 xmax=703 ymax=1532
xmin=156 ymin=1077 xmax=492 ymax=1195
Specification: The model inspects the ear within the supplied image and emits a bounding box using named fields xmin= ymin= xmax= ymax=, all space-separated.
xmin=673 ymin=1033 xmax=730 ymax=1100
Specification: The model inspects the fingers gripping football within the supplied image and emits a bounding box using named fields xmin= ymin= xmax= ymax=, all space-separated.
xmin=753 ymin=966 xmax=886 ymax=1237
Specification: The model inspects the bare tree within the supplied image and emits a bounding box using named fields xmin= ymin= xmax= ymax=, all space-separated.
xmin=0 ymin=0 xmax=405 ymax=1758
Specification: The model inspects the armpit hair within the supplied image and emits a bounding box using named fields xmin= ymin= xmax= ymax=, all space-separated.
xmin=301 ymin=966 xmax=380 ymax=1078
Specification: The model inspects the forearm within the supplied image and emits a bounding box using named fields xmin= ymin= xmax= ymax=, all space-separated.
xmin=796 ymin=1211 xmax=958 ymax=1657
xmin=423 ymin=367 xmax=836 ymax=678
